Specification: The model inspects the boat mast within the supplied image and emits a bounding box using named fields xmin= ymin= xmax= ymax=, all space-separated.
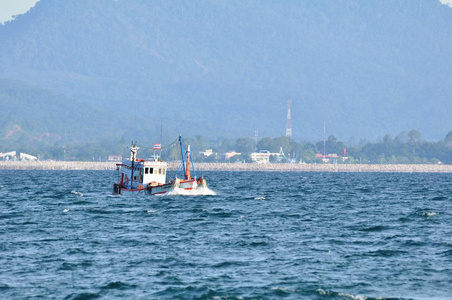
xmin=185 ymin=145 xmax=191 ymax=180
xmin=179 ymin=136 xmax=186 ymax=177
xmin=130 ymin=141 xmax=137 ymax=189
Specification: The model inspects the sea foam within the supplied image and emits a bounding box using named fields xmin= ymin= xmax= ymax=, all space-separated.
xmin=163 ymin=186 xmax=217 ymax=196
xmin=71 ymin=191 xmax=83 ymax=197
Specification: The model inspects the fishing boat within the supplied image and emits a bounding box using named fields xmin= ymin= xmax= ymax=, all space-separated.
xmin=112 ymin=136 xmax=207 ymax=195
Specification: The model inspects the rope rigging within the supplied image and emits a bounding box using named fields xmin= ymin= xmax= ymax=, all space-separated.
xmin=124 ymin=137 xmax=180 ymax=151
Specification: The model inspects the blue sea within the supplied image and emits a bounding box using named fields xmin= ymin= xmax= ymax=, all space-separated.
xmin=0 ymin=170 xmax=451 ymax=299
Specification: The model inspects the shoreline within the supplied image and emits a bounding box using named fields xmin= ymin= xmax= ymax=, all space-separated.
xmin=0 ymin=161 xmax=452 ymax=173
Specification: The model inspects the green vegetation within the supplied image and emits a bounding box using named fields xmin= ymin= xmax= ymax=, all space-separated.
xmin=5 ymin=129 xmax=451 ymax=164
xmin=195 ymin=130 xmax=452 ymax=164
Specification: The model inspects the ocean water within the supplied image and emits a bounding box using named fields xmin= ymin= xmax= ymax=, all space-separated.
xmin=0 ymin=170 xmax=451 ymax=299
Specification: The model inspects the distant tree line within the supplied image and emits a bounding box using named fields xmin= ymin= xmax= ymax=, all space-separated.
xmin=1 ymin=129 xmax=452 ymax=164
xmin=187 ymin=129 xmax=452 ymax=165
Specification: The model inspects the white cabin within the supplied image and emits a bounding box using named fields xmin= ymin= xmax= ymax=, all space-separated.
xmin=120 ymin=157 xmax=168 ymax=189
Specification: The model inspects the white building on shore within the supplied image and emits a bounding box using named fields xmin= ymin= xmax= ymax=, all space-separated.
xmin=0 ymin=151 xmax=37 ymax=161
xmin=20 ymin=153 xmax=38 ymax=161
xmin=251 ymin=148 xmax=286 ymax=164
xmin=0 ymin=151 xmax=17 ymax=160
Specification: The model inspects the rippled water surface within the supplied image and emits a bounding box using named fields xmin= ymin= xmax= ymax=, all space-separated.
xmin=0 ymin=170 xmax=451 ymax=299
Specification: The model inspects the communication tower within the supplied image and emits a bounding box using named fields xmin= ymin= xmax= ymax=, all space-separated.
xmin=286 ymin=100 xmax=292 ymax=139
xmin=323 ymin=120 xmax=326 ymax=156
xmin=254 ymin=130 xmax=259 ymax=150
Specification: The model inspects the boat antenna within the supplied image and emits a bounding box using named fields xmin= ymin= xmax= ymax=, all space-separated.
xmin=160 ymin=120 xmax=163 ymax=144
xmin=160 ymin=120 xmax=163 ymax=157
xmin=323 ymin=120 xmax=326 ymax=156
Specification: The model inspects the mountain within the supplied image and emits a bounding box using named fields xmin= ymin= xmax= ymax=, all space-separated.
xmin=0 ymin=78 xmax=115 ymax=146
xmin=1 ymin=0 xmax=451 ymax=145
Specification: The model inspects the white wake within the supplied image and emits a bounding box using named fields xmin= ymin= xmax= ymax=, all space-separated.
xmin=163 ymin=186 xmax=216 ymax=196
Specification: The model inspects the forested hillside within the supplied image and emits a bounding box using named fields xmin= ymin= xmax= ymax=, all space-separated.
xmin=1 ymin=0 xmax=452 ymax=147
xmin=0 ymin=79 xmax=116 ymax=146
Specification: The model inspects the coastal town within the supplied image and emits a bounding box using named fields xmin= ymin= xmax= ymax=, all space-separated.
xmin=2 ymin=101 xmax=452 ymax=167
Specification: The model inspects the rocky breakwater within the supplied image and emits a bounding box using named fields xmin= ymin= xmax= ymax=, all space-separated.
xmin=0 ymin=161 xmax=117 ymax=170
xmin=192 ymin=163 xmax=452 ymax=173
xmin=1 ymin=161 xmax=452 ymax=173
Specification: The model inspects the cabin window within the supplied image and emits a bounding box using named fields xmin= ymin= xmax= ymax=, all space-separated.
xmin=159 ymin=168 xmax=162 ymax=174
xmin=145 ymin=167 xmax=149 ymax=174
xmin=163 ymin=168 xmax=166 ymax=175
xmin=149 ymin=168 xmax=153 ymax=174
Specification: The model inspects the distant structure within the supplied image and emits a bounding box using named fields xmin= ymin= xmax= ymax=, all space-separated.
xmin=199 ymin=149 xmax=214 ymax=157
xmin=342 ymin=148 xmax=348 ymax=162
xmin=286 ymin=100 xmax=292 ymax=139
xmin=0 ymin=151 xmax=17 ymax=161
xmin=107 ymin=155 xmax=122 ymax=162
xmin=20 ymin=153 xmax=38 ymax=161
xmin=315 ymin=153 xmax=339 ymax=163
xmin=251 ymin=148 xmax=286 ymax=164
xmin=254 ymin=130 xmax=259 ymax=150
xmin=323 ymin=120 xmax=326 ymax=156
xmin=0 ymin=151 xmax=37 ymax=161
xmin=224 ymin=151 xmax=241 ymax=160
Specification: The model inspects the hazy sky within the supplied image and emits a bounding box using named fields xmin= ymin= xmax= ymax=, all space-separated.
xmin=0 ymin=0 xmax=39 ymax=24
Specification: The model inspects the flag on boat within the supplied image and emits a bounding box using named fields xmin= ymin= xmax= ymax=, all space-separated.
xmin=153 ymin=143 xmax=162 ymax=150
